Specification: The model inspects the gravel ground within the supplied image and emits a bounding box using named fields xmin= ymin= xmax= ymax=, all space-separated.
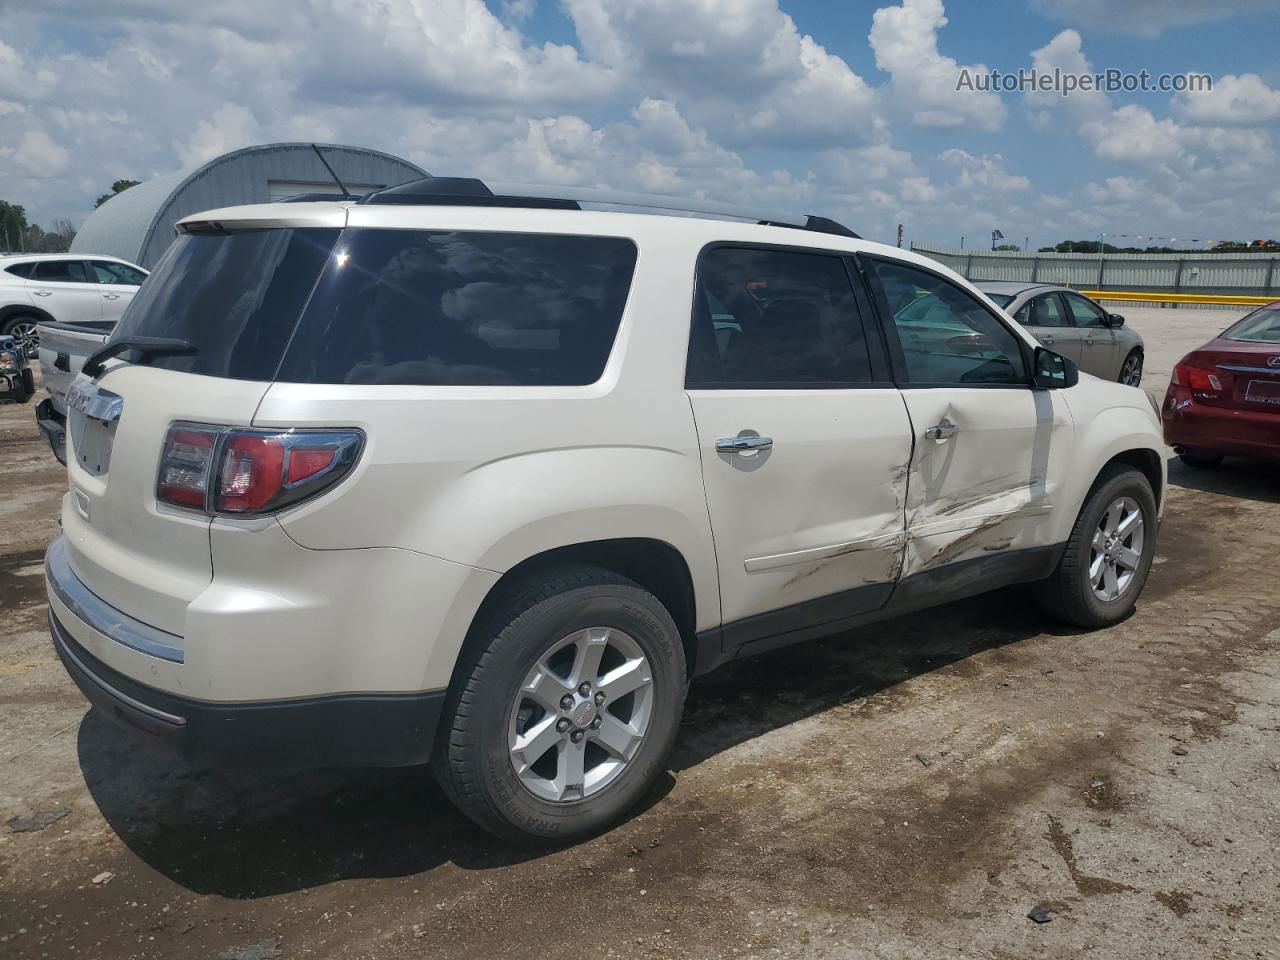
xmin=2 ymin=308 xmax=1278 ymax=960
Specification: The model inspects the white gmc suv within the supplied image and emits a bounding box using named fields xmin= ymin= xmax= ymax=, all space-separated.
xmin=45 ymin=179 xmax=1165 ymax=843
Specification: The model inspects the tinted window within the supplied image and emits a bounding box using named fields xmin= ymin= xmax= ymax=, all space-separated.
xmin=3 ymin=262 xmax=34 ymax=279
xmin=1017 ymin=293 xmax=1068 ymax=328
xmin=871 ymin=260 xmax=1027 ymax=385
xmin=686 ymin=247 xmax=872 ymax=387
xmin=985 ymin=292 xmax=1014 ymax=307
xmin=1064 ymin=293 xmax=1107 ymax=328
xmin=90 ymin=261 xmax=147 ymax=285
xmin=279 ymin=230 xmax=637 ymax=386
xmin=111 ymin=229 xmax=340 ymax=380
xmin=1224 ymin=304 xmax=1280 ymax=343
xmin=32 ymin=260 xmax=91 ymax=283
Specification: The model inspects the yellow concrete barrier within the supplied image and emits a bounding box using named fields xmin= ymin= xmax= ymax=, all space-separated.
xmin=1080 ymin=290 xmax=1276 ymax=306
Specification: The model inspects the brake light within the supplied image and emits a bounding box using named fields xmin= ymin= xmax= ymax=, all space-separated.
xmin=1172 ymin=363 xmax=1230 ymax=397
xmin=156 ymin=424 xmax=363 ymax=515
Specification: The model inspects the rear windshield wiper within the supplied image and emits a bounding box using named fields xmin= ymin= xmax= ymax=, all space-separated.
xmin=84 ymin=337 xmax=197 ymax=378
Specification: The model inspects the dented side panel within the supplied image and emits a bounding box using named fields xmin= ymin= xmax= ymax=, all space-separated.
xmin=688 ymin=388 xmax=912 ymax=625
xmin=898 ymin=387 xmax=1075 ymax=577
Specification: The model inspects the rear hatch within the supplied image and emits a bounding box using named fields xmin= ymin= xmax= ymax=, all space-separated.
xmin=62 ymin=207 xmax=343 ymax=636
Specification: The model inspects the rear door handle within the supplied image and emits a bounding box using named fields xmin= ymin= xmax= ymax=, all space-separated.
xmin=103 ymin=293 xmax=120 ymax=300
xmin=715 ymin=435 xmax=773 ymax=453
xmin=1042 ymin=335 xmax=1055 ymax=346
xmin=32 ymin=290 xmax=52 ymax=297
xmin=925 ymin=419 xmax=958 ymax=441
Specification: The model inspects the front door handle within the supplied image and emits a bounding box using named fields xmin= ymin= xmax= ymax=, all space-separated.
xmin=1042 ymin=335 xmax=1055 ymax=346
xmin=925 ymin=419 xmax=958 ymax=441
xmin=715 ymin=435 xmax=773 ymax=454
xmin=103 ymin=293 xmax=120 ymax=300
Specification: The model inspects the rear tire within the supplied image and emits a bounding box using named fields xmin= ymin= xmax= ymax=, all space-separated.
xmin=1034 ymin=464 xmax=1157 ymax=628
xmin=1178 ymin=451 xmax=1223 ymax=469
xmin=432 ymin=565 xmax=686 ymax=845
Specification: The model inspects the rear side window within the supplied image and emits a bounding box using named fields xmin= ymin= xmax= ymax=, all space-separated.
xmin=279 ymin=230 xmax=637 ymax=386
xmin=111 ymin=229 xmax=340 ymax=380
xmin=1017 ymin=293 xmax=1068 ymax=328
xmin=686 ymin=246 xmax=873 ymax=387
xmin=3 ymin=262 xmax=35 ymax=279
xmin=32 ymin=260 xmax=91 ymax=283
xmin=90 ymin=260 xmax=147 ymax=285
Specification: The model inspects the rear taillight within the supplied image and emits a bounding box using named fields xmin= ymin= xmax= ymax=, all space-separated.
xmin=1172 ymin=363 xmax=1231 ymax=399
xmin=156 ymin=424 xmax=363 ymax=515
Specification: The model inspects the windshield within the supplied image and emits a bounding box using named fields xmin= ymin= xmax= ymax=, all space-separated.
xmin=1223 ymin=304 xmax=1280 ymax=343
xmin=984 ymin=292 xmax=1014 ymax=307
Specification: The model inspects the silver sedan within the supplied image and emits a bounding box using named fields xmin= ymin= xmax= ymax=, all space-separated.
xmin=975 ymin=281 xmax=1145 ymax=386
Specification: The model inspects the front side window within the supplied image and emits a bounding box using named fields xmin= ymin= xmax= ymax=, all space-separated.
xmin=871 ymin=259 xmax=1027 ymax=385
xmin=32 ymin=260 xmax=91 ymax=283
xmin=90 ymin=261 xmax=147 ymax=285
xmin=280 ymin=230 xmax=637 ymax=386
xmin=686 ymin=246 xmax=872 ymax=387
xmin=1016 ymin=293 xmax=1068 ymax=328
xmin=1064 ymin=292 xmax=1108 ymax=328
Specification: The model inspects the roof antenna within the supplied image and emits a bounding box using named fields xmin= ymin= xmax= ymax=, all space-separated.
xmin=310 ymin=143 xmax=352 ymax=199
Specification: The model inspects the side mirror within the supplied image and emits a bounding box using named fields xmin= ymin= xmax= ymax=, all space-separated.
xmin=1108 ymin=313 xmax=1125 ymax=327
xmin=1033 ymin=346 xmax=1078 ymax=389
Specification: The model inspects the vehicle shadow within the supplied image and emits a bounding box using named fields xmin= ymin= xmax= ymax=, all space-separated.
xmin=1167 ymin=456 xmax=1280 ymax=504
xmin=673 ymin=584 xmax=1085 ymax=770
xmin=78 ymin=586 xmax=1086 ymax=900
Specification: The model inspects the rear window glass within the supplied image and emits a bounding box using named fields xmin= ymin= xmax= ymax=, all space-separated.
xmin=1224 ymin=304 xmax=1280 ymax=343
xmin=111 ymin=229 xmax=340 ymax=380
xmin=278 ymin=229 xmax=637 ymax=385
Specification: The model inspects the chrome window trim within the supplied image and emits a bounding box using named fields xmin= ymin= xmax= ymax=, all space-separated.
xmin=45 ymin=535 xmax=185 ymax=663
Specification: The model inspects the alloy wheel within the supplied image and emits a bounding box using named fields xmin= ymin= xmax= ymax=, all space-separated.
xmin=507 ymin=627 xmax=654 ymax=803
xmin=10 ymin=321 xmax=38 ymax=358
xmin=1090 ymin=496 xmax=1144 ymax=602
xmin=1121 ymin=353 xmax=1142 ymax=386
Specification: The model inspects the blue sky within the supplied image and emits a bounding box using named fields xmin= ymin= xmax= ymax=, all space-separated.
xmin=2 ymin=0 xmax=1278 ymax=249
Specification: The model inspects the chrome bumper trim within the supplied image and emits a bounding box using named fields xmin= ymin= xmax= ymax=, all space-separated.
xmin=45 ymin=535 xmax=185 ymax=664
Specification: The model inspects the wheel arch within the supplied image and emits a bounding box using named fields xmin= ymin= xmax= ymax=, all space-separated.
xmin=0 ymin=303 xmax=54 ymax=326
xmin=450 ymin=537 xmax=701 ymax=695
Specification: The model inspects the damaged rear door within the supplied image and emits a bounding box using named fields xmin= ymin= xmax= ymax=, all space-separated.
xmin=861 ymin=255 xmax=1073 ymax=579
xmin=686 ymin=244 xmax=911 ymax=649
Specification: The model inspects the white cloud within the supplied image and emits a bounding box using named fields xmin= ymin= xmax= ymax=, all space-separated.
xmin=869 ymin=0 xmax=1006 ymax=131
xmin=1173 ymin=73 xmax=1280 ymax=127
xmin=13 ymin=128 xmax=71 ymax=174
xmin=178 ymin=103 xmax=261 ymax=168
xmin=940 ymin=149 xmax=1031 ymax=192
xmin=564 ymin=0 xmax=882 ymax=148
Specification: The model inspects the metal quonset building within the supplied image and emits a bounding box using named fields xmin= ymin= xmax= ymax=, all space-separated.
xmin=71 ymin=142 xmax=428 ymax=268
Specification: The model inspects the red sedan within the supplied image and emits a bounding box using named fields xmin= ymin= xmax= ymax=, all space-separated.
xmin=1163 ymin=301 xmax=1280 ymax=467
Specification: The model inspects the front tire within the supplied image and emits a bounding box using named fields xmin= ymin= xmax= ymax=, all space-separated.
xmin=433 ymin=565 xmax=686 ymax=845
xmin=1035 ymin=465 xmax=1157 ymax=628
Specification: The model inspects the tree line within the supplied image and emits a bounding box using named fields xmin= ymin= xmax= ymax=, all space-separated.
xmin=1 ymin=180 xmax=139 ymax=254
xmin=1037 ymin=239 xmax=1280 ymax=255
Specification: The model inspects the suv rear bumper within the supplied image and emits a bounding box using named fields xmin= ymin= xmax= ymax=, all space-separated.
xmin=46 ymin=537 xmax=449 ymax=768
xmin=50 ymin=611 xmax=446 ymax=767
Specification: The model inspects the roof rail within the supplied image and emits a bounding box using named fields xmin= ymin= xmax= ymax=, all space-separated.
xmin=360 ymin=177 xmax=859 ymax=239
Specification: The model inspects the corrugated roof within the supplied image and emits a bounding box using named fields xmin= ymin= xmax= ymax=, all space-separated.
xmin=71 ymin=142 xmax=427 ymax=268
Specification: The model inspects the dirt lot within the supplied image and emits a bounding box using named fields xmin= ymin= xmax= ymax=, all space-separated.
xmin=3 ymin=310 xmax=1279 ymax=959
